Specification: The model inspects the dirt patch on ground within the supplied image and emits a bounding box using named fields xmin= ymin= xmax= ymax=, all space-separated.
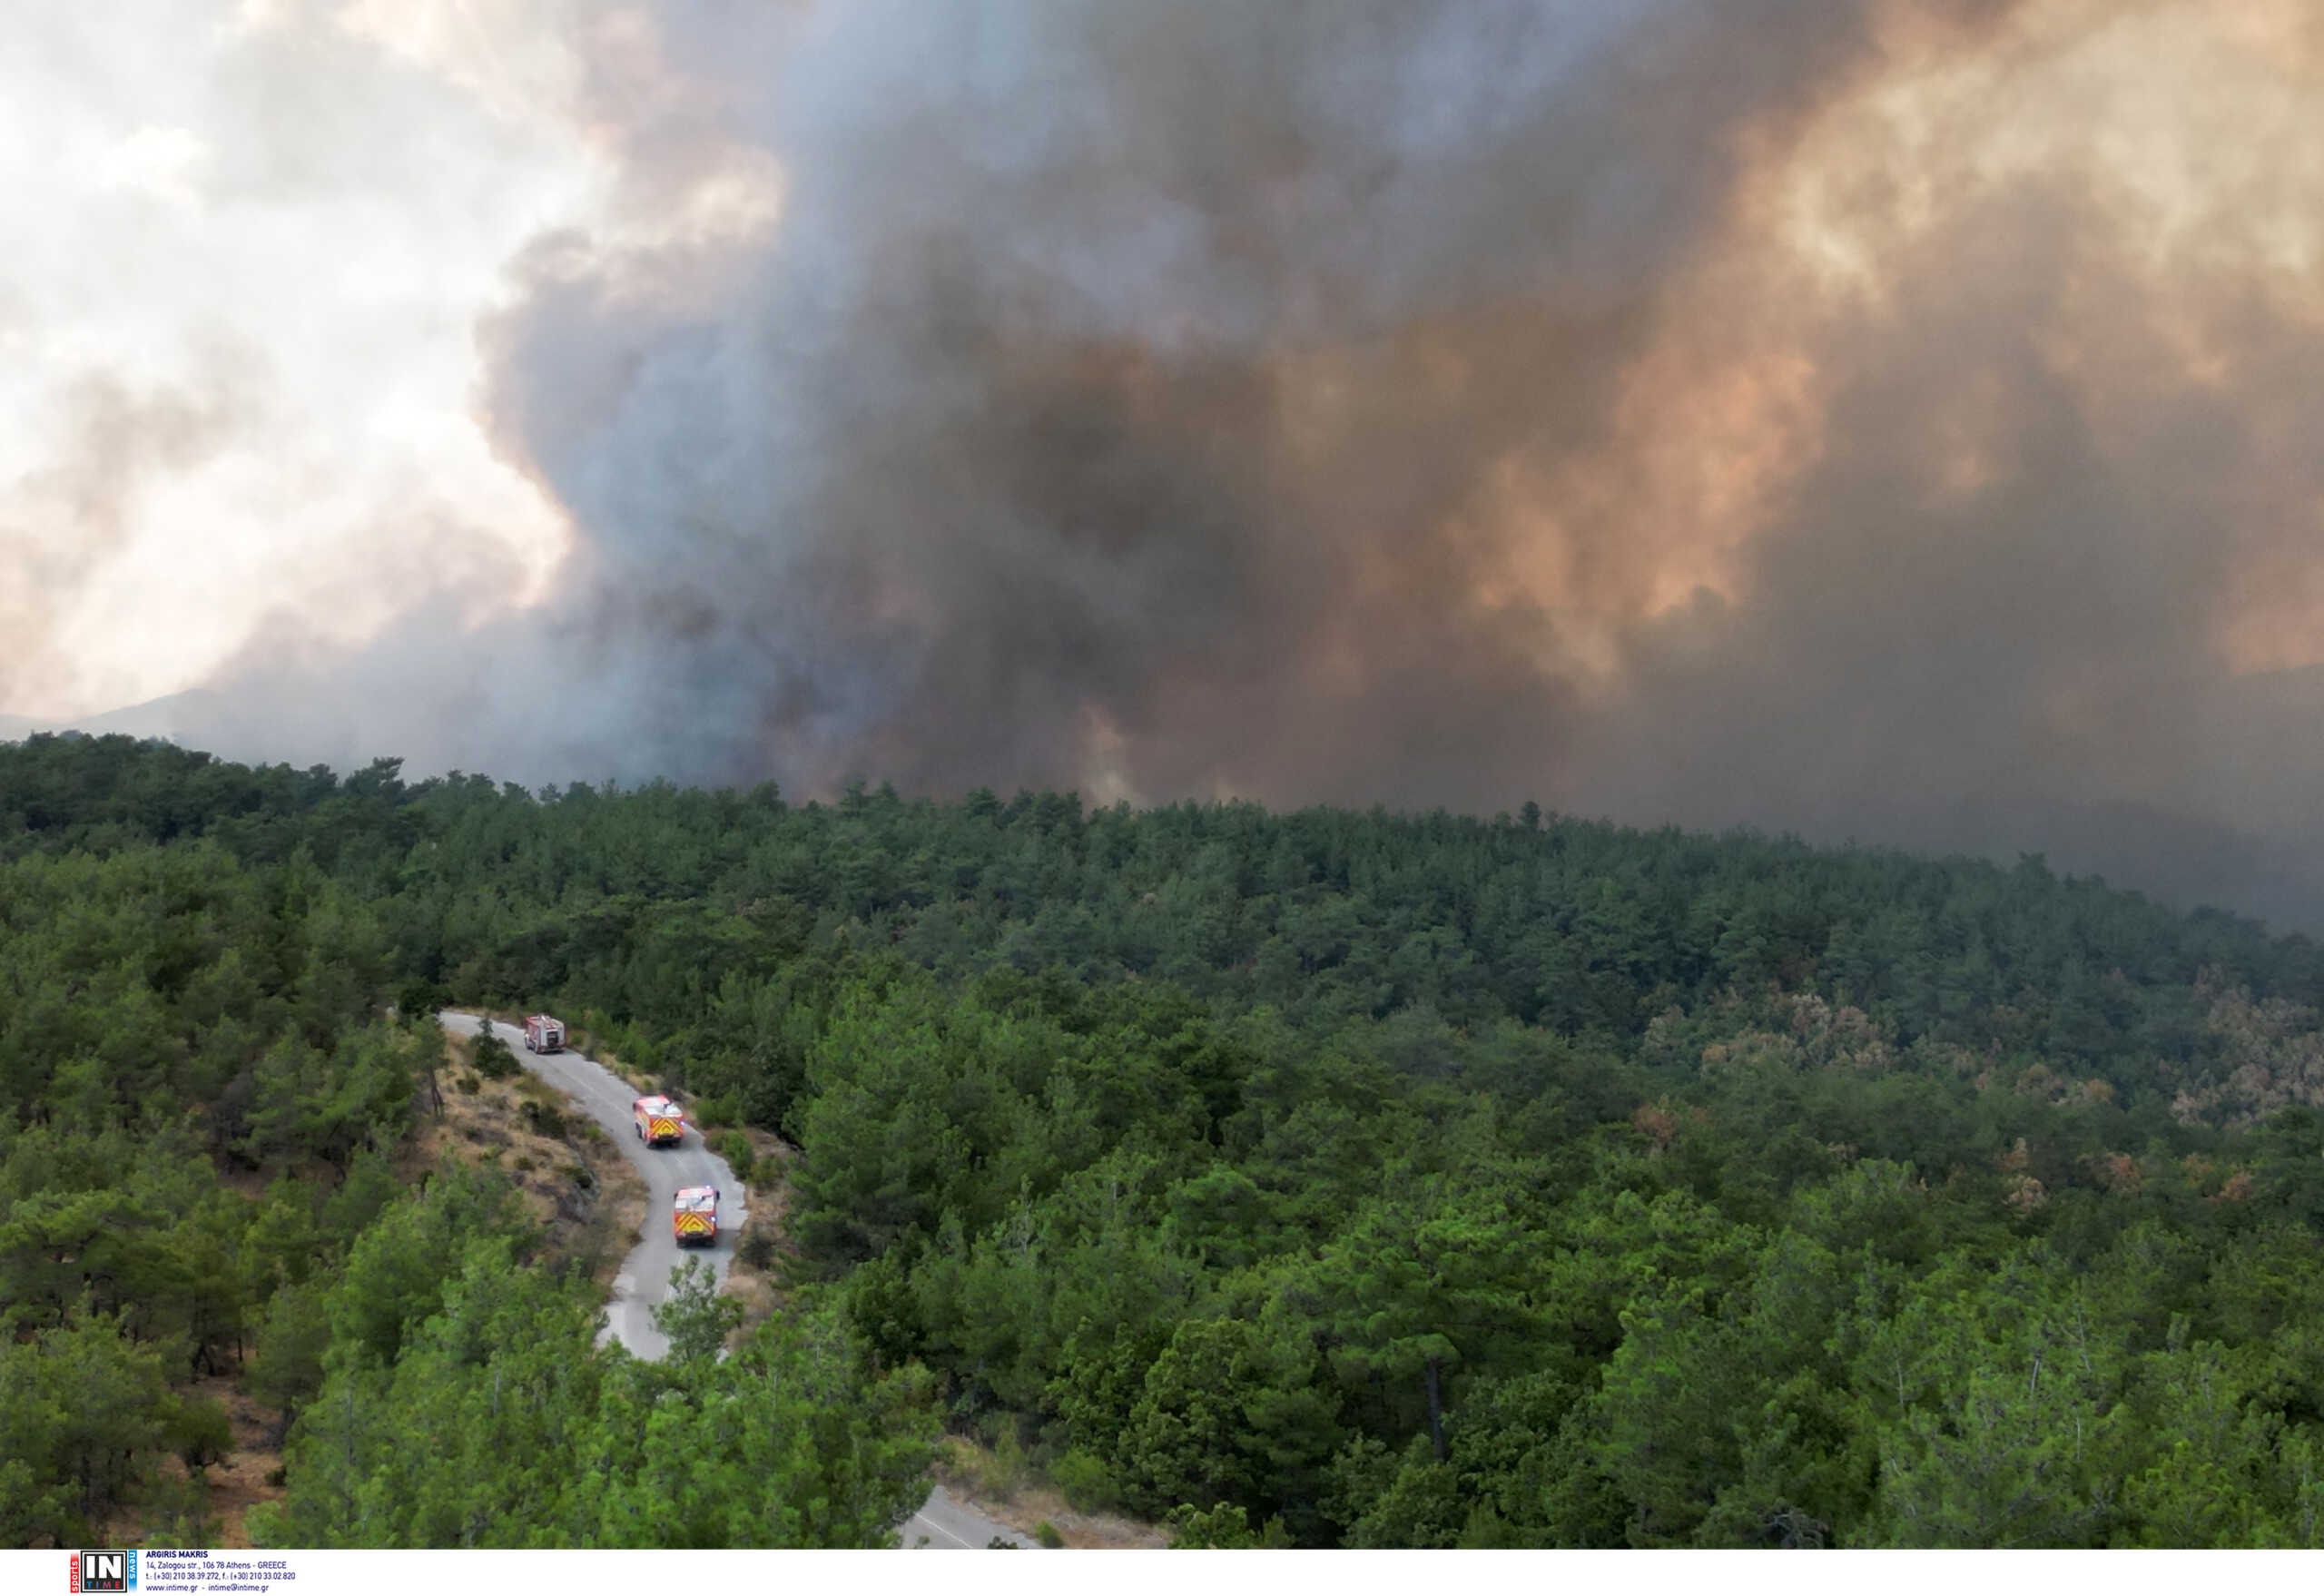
xmin=197 ymin=1374 xmax=285 ymax=1548
xmin=212 ymin=1166 xmax=272 ymax=1203
xmin=112 ymin=1375 xmax=284 ymax=1548
xmin=932 ymin=1437 xmax=1167 ymax=1550
xmin=418 ymin=1030 xmax=648 ymax=1292
xmin=562 ymin=1111 xmax=650 ymax=1296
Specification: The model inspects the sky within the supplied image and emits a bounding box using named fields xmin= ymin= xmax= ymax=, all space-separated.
xmin=5 ymin=0 xmax=2324 ymax=926
xmin=0 ymin=2 xmax=596 ymax=714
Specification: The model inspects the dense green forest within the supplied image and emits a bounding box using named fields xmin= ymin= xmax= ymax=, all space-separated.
xmin=8 ymin=732 xmax=2324 ymax=1547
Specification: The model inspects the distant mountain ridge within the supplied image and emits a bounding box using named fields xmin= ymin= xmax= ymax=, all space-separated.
xmin=0 ymin=689 xmax=226 ymax=746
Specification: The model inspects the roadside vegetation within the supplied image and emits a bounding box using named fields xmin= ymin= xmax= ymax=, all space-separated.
xmin=7 ymin=732 xmax=2324 ymax=1546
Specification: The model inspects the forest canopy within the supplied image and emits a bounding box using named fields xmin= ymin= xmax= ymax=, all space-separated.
xmin=5 ymin=731 xmax=2324 ymax=1547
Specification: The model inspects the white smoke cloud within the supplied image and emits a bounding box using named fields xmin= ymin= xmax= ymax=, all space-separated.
xmin=0 ymin=1 xmax=596 ymax=716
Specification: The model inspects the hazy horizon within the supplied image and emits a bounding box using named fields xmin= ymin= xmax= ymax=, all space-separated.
xmin=7 ymin=686 xmax=2319 ymax=938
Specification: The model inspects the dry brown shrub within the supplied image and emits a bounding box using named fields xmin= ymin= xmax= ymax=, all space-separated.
xmin=1632 ymin=1103 xmax=1679 ymax=1153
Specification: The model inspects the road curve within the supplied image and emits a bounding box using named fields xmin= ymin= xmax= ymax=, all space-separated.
xmin=438 ymin=1012 xmax=1030 ymax=1550
xmin=441 ymin=1011 xmax=742 ymax=1357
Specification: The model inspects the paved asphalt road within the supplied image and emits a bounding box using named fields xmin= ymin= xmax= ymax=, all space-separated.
xmin=439 ymin=1012 xmax=1031 ymax=1551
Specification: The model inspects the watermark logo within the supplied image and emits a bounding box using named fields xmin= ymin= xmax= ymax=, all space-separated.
xmin=70 ymin=1552 xmax=136 ymax=1593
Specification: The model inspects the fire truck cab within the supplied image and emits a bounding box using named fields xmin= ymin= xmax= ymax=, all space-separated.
xmin=673 ymin=1186 xmax=720 ymax=1246
xmin=633 ymin=1094 xmax=685 ymax=1147
xmin=522 ymin=1014 xmax=566 ymax=1054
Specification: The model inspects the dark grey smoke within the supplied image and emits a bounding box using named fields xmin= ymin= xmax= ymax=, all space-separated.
xmin=172 ymin=0 xmax=2324 ymax=928
xmin=1583 ymin=173 xmax=2324 ymax=927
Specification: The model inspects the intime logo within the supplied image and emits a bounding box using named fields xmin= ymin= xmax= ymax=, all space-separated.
xmin=71 ymin=1551 xmax=136 ymax=1592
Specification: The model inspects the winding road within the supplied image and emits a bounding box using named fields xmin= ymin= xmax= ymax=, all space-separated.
xmin=438 ymin=1012 xmax=1029 ymax=1550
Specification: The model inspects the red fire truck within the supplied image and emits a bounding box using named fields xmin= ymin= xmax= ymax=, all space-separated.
xmin=633 ymin=1094 xmax=685 ymax=1147
xmin=523 ymin=1014 xmax=566 ymax=1054
xmin=673 ymin=1186 xmax=720 ymax=1246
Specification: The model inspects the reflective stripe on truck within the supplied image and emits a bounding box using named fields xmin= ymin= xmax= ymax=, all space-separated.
xmin=673 ymin=1185 xmax=719 ymax=1246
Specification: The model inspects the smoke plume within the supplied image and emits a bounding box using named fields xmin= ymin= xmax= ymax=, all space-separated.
xmin=171 ymin=0 xmax=2324 ymax=924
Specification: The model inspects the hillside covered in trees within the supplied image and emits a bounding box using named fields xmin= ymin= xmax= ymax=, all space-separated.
xmin=7 ymin=732 xmax=2324 ymax=1547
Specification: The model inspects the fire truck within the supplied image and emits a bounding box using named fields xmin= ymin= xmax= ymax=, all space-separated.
xmin=633 ymin=1094 xmax=685 ymax=1147
xmin=673 ymin=1186 xmax=720 ymax=1246
xmin=522 ymin=1014 xmax=566 ymax=1054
